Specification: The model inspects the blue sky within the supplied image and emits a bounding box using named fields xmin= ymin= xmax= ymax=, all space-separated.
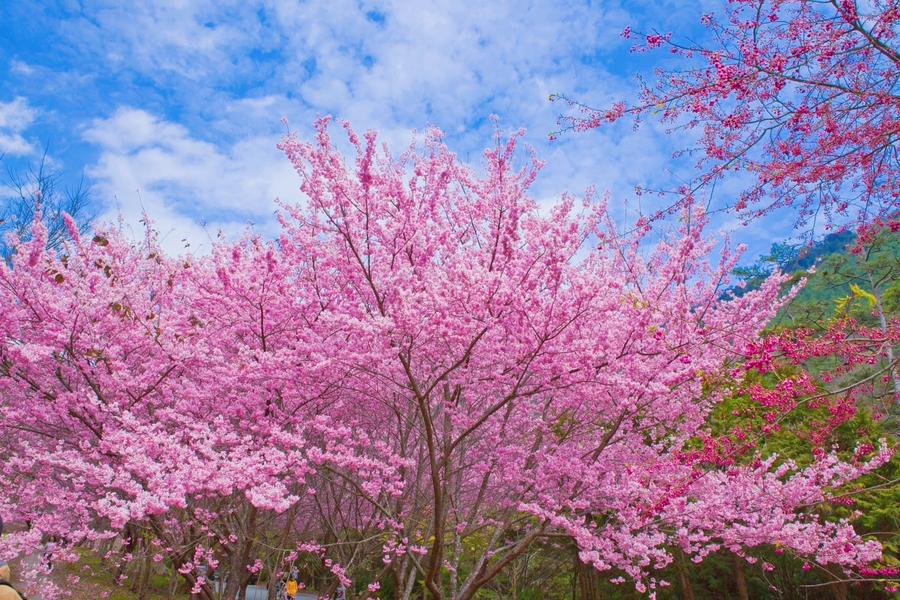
xmin=0 ymin=0 xmax=783 ymax=257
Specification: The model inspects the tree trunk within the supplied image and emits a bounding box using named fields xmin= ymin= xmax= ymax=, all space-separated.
xmin=869 ymin=278 xmax=900 ymax=413
xmin=223 ymin=558 xmax=242 ymax=600
xmin=145 ymin=517 xmax=215 ymax=600
xmin=97 ymin=537 xmax=115 ymax=564
xmin=119 ymin=524 xmax=141 ymax=584
xmin=268 ymin=574 xmax=278 ymax=600
xmin=185 ymin=573 xmax=216 ymax=600
xmin=733 ymin=554 xmax=749 ymax=600
xmin=575 ymin=556 xmax=603 ymax=600
xmin=129 ymin=548 xmax=146 ymax=593
xmin=223 ymin=506 xmax=258 ymax=600
xmin=831 ymin=580 xmax=849 ymax=600
xmin=137 ymin=554 xmax=153 ymax=600
xmin=402 ymin=563 xmax=417 ymax=600
xmin=168 ymin=565 xmax=180 ymax=600
xmin=675 ymin=550 xmax=695 ymax=600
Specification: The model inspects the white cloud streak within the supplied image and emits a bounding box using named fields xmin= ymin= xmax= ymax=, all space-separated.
xmin=0 ymin=97 xmax=37 ymax=156
xmin=84 ymin=108 xmax=297 ymax=255
xmin=62 ymin=0 xmax=770 ymax=253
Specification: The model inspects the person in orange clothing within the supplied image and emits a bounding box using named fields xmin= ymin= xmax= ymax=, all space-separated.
xmin=285 ymin=577 xmax=299 ymax=600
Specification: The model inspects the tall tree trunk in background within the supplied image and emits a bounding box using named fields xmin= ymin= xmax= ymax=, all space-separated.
xmin=168 ymin=565 xmax=180 ymax=600
xmin=575 ymin=555 xmax=603 ymax=600
xmin=223 ymin=506 xmax=259 ymax=600
xmin=146 ymin=517 xmax=216 ymax=600
xmin=96 ymin=536 xmax=116 ymax=565
xmin=831 ymin=580 xmax=849 ymax=600
xmin=267 ymin=506 xmax=298 ymax=600
xmin=675 ymin=550 xmax=696 ymax=600
xmin=117 ymin=523 xmax=139 ymax=581
xmin=401 ymin=563 xmax=417 ymax=600
xmin=137 ymin=553 xmax=152 ymax=600
xmin=128 ymin=533 xmax=145 ymax=593
xmin=733 ymin=554 xmax=749 ymax=600
xmin=869 ymin=276 xmax=900 ymax=414
xmin=267 ymin=573 xmax=278 ymax=600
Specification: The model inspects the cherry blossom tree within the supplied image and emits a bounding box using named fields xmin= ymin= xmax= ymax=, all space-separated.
xmin=0 ymin=216 xmax=400 ymax=599
xmin=0 ymin=120 xmax=893 ymax=599
xmin=555 ymin=0 xmax=899 ymax=231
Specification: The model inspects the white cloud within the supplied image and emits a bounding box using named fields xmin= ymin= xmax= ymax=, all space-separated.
xmin=0 ymin=97 xmax=37 ymax=156
xmin=70 ymin=1 xmax=650 ymax=244
xmin=266 ymin=1 xmax=626 ymax=138
xmin=62 ymin=1 xmax=266 ymax=84
xmin=10 ymin=60 xmax=35 ymax=76
xmin=256 ymin=0 xmax=663 ymax=213
xmin=84 ymin=108 xmax=299 ymax=255
xmin=63 ymin=0 xmax=632 ymax=138
xmin=72 ymin=0 xmax=778 ymax=254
